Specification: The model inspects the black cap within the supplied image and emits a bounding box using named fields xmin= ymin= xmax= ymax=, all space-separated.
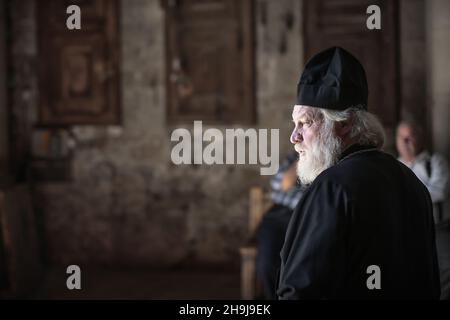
xmin=296 ymin=47 xmax=368 ymax=110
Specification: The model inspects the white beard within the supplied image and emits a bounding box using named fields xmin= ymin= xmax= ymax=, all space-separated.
xmin=296 ymin=127 xmax=343 ymax=185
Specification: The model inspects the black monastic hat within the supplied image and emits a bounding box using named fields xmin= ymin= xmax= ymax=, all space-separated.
xmin=296 ymin=47 xmax=368 ymax=111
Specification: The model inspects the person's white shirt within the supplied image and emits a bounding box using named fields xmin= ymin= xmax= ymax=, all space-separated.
xmin=398 ymin=151 xmax=449 ymax=204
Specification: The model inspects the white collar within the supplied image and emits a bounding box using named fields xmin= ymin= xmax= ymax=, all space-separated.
xmin=399 ymin=151 xmax=430 ymax=167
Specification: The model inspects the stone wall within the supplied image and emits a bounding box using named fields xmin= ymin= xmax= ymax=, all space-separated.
xmin=400 ymin=0 xmax=450 ymax=159
xmin=426 ymin=0 xmax=450 ymax=160
xmin=426 ymin=0 xmax=450 ymax=220
xmin=11 ymin=0 xmax=303 ymax=267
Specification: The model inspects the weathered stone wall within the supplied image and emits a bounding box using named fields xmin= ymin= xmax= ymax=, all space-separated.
xmin=426 ymin=0 xmax=450 ymax=220
xmin=426 ymin=0 xmax=450 ymax=160
xmin=11 ymin=0 xmax=303 ymax=267
xmin=400 ymin=0 xmax=450 ymax=159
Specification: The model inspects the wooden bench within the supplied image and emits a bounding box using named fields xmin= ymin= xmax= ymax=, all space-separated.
xmin=239 ymin=187 xmax=271 ymax=300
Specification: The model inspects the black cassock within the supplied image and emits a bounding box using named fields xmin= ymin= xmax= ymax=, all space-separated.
xmin=277 ymin=145 xmax=441 ymax=299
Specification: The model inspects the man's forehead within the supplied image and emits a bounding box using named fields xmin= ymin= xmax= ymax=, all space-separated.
xmin=292 ymin=105 xmax=315 ymax=119
xmin=397 ymin=124 xmax=414 ymax=135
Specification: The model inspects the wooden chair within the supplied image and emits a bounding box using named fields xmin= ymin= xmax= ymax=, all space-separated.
xmin=239 ymin=187 xmax=272 ymax=300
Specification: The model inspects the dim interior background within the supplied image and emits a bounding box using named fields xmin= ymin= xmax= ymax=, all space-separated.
xmin=0 ymin=0 xmax=449 ymax=299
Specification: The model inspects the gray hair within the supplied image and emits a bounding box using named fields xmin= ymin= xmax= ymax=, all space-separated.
xmin=320 ymin=106 xmax=385 ymax=149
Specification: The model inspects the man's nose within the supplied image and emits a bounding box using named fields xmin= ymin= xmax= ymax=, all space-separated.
xmin=290 ymin=127 xmax=302 ymax=144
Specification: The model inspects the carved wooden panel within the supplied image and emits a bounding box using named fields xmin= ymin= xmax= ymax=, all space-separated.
xmin=164 ymin=0 xmax=255 ymax=124
xmin=304 ymin=0 xmax=398 ymax=131
xmin=37 ymin=0 xmax=120 ymax=125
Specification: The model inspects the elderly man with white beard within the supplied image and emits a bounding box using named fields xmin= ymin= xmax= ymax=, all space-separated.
xmin=276 ymin=47 xmax=440 ymax=299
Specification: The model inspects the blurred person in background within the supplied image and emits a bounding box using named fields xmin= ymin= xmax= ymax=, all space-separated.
xmin=396 ymin=120 xmax=449 ymax=223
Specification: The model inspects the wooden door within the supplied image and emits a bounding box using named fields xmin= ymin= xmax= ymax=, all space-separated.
xmin=37 ymin=0 xmax=121 ymax=126
xmin=164 ymin=0 xmax=255 ymax=124
xmin=0 ymin=0 xmax=8 ymax=182
xmin=304 ymin=0 xmax=398 ymax=149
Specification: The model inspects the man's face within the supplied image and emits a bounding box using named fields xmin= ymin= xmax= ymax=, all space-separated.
xmin=290 ymin=105 xmax=343 ymax=184
xmin=290 ymin=105 xmax=322 ymax=157
xmin=396 ymin=124 xmax=418 ymax=162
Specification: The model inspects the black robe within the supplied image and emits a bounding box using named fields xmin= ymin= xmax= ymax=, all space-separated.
xmin=277 ymin=145 xmax=441 ymax=299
